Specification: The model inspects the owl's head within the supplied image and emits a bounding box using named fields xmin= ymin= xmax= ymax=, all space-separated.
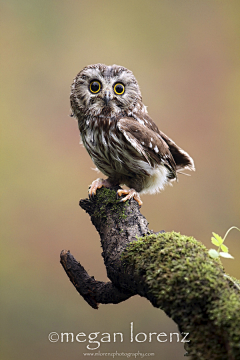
xmin=70 ymin=64 xmax=143 ymax=118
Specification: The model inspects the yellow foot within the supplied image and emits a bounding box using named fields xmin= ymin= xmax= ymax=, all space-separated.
xmin=88 ymin=178 xmax=112 ymax=197
xmin=117 ymin=189 xmax=143 ymax=206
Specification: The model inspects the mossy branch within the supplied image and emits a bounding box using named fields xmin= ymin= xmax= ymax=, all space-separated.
xmin=60 ymin=187 xmax=240 ymax=360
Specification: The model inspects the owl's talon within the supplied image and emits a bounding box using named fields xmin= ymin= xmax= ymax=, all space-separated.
xmin=88 ymin=178 xmax=104 ymax=197
xmin=117 ymin=189 xmax=143 ymax=206
xmin=88 ymin=178 xmax=112 ymax=197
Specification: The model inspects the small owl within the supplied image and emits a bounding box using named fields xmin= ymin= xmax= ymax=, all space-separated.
xmin=70 ymin=64 xmax=195 ymax=206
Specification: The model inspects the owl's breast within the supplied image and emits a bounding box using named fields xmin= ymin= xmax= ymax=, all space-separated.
xmin=81 ymin=115 xmax=121 ymax=176
xmin=81 ymin=114 xmax=157 ymax=180
xmin=82 ymin=115 xmax=113 ymax=148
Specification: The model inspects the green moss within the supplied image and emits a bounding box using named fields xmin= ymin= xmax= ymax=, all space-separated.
xmin=123 ymin=231 xmax=228 ymax=306
xmin=122 ymin=231 xmax=224 ymax=306
xmin=93 ymin=188 xmax=128 ymax=222
xmin=121 ymin=232 xmax=240 ymax=359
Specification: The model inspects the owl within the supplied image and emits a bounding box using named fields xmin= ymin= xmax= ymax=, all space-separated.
xmin=70 ymin=64 xmax=195 ymax=206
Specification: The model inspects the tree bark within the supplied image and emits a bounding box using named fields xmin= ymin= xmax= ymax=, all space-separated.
xmin=60 ymin=186 xmax=240 ymax=360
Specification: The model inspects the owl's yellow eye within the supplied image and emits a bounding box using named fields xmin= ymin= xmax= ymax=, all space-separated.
xmin=89 ymin=80 xmax=101 ymax=94
xmin=113 ymin=83 xmax=125 ymax=95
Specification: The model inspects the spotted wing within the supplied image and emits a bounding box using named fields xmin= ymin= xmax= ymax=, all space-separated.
xmin=157 ymin=129 xmax=195 ymax=171
xmin=132 ymin=112 xmax=195 ymax=171
xmin=117 ymin=117 xmax=176 ymax=178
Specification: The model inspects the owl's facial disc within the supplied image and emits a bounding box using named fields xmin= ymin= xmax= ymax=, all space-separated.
xmin=71 ymin=64 xmax=143 ymax=116
xmin=89 ymin=81 xmax=125 ymax=108
xmin=88 ymin=79 xmax=113 ymax=108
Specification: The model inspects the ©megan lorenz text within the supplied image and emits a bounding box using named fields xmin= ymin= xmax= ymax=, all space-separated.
xmin=49 ymin=322 xmax=190 ymax=350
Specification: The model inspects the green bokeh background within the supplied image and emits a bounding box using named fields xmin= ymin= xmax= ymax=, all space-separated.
xmin=1 ymin=1 xmax=240 ymax=359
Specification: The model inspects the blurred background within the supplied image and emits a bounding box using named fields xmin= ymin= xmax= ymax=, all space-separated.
xmin=1 ymin=1 xmax=240 ymax=359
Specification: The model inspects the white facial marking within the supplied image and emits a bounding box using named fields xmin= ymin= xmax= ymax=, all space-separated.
xmin=154 ymin=145 xmax=159 ymax=153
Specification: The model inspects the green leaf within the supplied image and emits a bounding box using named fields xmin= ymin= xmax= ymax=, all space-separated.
xmin=208 ymin=249 xmax=220 ymax=258
xmin=211 ymin=237 xmax=220 ymax=247
xmin=212 ymin=232 xmax=224 ymax=244
xmin=219 ymin=252 xmax=234 ymax=259
xmin=220 ymin=244 xmax=228 ymax=253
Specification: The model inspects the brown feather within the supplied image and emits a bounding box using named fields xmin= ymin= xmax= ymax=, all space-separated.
xmin=117 ymin=117 xmax=176 ymax=178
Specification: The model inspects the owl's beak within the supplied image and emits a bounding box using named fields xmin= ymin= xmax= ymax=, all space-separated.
xmin=103 ymin=91 xmax=111 ymax=106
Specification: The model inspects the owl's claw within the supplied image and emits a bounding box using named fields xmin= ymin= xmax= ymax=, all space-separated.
xmin=89 ymin=180 xmax=143 ymax=206
xmin=88 ymin=178 xmax=112 ymax=197
xmin=117 ymin=189 xmax=143 ymax=206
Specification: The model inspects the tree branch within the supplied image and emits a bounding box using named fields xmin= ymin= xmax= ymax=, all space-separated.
xmin=60 ymin=186 xmax=240 ymax=360
xmin=60 ymin=249 xmax=133 ymax=309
